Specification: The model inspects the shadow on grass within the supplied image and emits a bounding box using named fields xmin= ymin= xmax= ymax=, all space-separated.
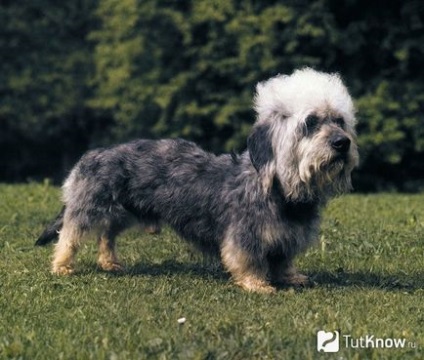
xmin=127 ymin=260 xmax=229 ymax=281
xmin=90 ymin=260 xmax=423 ymax=292
xmin=310 ymin=269 xmax=423 ymax=291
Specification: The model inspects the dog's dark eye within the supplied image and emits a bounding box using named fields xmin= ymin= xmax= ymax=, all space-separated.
xmin=305 ymin=115 xmax=319 ymax=130
xmin=334 ymin=117 xmax=345 ymax=128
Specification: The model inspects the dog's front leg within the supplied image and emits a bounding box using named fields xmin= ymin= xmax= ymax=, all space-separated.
xmin=221 ymin=239 xmax=276 ymax=294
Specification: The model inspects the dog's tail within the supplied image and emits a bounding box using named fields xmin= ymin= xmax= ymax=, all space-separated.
xmin=35 ymin=206 xmax=65 ymax=246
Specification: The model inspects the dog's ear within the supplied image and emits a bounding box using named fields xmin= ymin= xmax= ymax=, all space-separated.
xmin=247 ymin=124 xmax=274 ymax=172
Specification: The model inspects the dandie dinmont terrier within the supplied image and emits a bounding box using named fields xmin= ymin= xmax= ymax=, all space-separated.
xmin=36 ymin=68 xmax=359 ymax=293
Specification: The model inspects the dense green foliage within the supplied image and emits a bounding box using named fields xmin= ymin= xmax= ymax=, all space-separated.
xmin=1 ymin=1 xmax=423 ymax=189
xmin=0 ymin=1 xmax=101 ymax=178
xmin=0 ymin=185 xmax=423 ymax=358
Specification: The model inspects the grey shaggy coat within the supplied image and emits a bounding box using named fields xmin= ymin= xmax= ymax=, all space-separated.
xmin=65 ymin=138 xmax=318 ymax=257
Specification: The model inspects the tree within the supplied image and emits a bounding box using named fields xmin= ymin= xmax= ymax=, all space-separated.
xmin=1 ymin=0 xmax=423 ymax=190
xmin=0 ymin=0 xmax=99 ymax=181
xmin=89 ymin=0 xmax=332 ymax=152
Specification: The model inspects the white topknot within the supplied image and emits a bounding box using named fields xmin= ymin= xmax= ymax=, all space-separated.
xmin=254 ymin=68 xmax=356 ymax=125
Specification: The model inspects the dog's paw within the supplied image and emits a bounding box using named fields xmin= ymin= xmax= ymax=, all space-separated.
xmin=280 ymin=272 xmax=311 ymax=287
xmin=52 ymin=265 xmax=75 ymax=275
xmin=236 ymin=277 xmax=277 ymax=294
xmin=99 ymin=261 xmax=126 ymax=273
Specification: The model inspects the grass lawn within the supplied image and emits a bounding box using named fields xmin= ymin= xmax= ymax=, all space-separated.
xmin=0 ymin=183 xmax=423 ymax=359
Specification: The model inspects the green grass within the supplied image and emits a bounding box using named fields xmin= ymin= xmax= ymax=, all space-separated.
xmin=0 ymin=183 xmax=423 ymax=359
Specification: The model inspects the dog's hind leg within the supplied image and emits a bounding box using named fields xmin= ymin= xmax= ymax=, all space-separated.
xmin=52 ymin=221 xmax=85 ymax=275
xmin=97 ymin=230 xmax=125 ymax=273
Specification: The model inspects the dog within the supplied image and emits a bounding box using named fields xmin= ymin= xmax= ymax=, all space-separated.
xmin=36 ymin=68 xmax=359 ymax=293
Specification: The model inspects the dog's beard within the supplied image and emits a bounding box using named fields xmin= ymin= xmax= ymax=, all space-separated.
xmin=316 ymin=163 xmax=352 ymax=194
xmin=283 ymin=152 xmax=353 ymax=202
xmin=305 ymin=155 xmax=353 ymax=196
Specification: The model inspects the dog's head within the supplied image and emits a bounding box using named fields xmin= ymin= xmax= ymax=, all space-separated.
xmin=248 ymin=68 xmax=359 ymax=202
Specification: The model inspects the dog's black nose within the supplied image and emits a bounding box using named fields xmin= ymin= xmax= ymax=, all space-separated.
xmin=331 ymin=135 xmax=351 ymax=152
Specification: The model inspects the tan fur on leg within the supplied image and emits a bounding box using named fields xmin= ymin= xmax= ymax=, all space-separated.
xmin=234 ymin=275 xmax=276 ymax=294
xmin=52 ymin=223 xmax=82 ymax=275
xmin=221 ymin=239 xmax=276 ymax=294
xmin=97 ymin=234 xmax=125 ymax=273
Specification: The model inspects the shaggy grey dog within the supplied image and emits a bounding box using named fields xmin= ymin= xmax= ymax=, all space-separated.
xmin=36 ymin=68 xmax=359 ymax=293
